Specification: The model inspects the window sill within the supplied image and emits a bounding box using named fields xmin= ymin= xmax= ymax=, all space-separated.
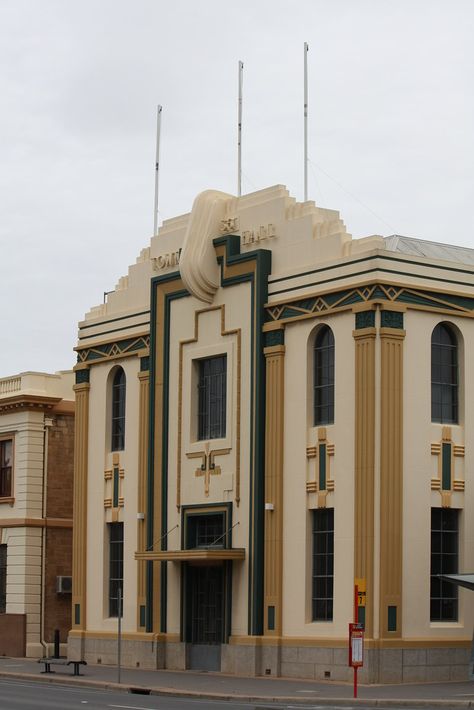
xmin=0 ymin=497 xmax=14 ymax=505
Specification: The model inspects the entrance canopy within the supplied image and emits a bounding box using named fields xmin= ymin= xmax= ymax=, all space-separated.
xmin=135 ymin=548 xmax=245 ymax=562
xmin=439 ymin=574 xmax=474 ymax=591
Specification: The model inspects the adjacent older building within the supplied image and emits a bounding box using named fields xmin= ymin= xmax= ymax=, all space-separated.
xmin=0 ymin=371 xmax=74 ymax=657
xmin=70 ymin=185 xmax=474 ymax=682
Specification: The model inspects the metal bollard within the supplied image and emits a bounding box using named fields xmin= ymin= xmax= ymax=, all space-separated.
xmin=53 ymin=629 xmax=60 ymax=659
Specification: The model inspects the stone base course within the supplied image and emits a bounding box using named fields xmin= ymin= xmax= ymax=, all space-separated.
xmin=67 ymin=635 xmax=471 ymax=683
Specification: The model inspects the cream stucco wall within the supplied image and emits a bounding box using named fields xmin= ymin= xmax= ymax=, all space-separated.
xmin=282 ymin=310 xmax=356 ymax=638
xmin=164 ymin=282 xmax=252 ymax=636
xmin=86 ymin=357 xmax=140 ymax=633
xmin=403 ymin=309 xmax=474 ymax=641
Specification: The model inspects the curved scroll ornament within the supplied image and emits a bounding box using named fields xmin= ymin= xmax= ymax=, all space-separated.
xmin=179 ymin=189 xmax=233 ymax=303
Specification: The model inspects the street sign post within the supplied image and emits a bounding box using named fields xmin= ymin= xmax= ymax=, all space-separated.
xmin=349 ymin=581 xmax=365 ymax=698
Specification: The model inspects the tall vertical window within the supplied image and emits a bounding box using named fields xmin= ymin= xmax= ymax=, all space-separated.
xmin=0 ymin=439 xmax=12 ymax=498
xmin=314 ymin=326 xmax=335 ymax=426
xmin=431 ymin=323 xmax=458 ymax=424
xmin=109 ymin=522 xmax=124 ymax=617
xmin=430 ymin=508 xmax=458 ymax=622
xmin=0 ymin=545 xmax=6 ymax=613
xmin=111 ymin=368 xmax=126 ymax=451
xmin=312 ymin=508 xmax=334 ymax=622
xmin=198 ymin=356 xmax=227 ymax=440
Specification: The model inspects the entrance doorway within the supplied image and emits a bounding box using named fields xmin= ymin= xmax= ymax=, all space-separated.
xmin=183 ymin=510 xmax=230 ymax=671
xmin=185 ymin=563 xmax=224 ymax=670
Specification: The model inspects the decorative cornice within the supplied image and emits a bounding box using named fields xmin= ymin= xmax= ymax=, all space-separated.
xmin=0 ymin=395 xmax=61 ymax=413
xmin=76 ymin=335 xmax=150 ymax=364
xmin=265 ymin=282 xmax=474 ymax=325
xmin=0 ymin=517 xmax=73 ymax=529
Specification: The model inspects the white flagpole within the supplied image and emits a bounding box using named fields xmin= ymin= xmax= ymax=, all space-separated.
xmin=153 ymin=104 xmax=162 ymax=236
xmin=238 ymin=61 xmax=243 ymax=197
xmin=304 ymin=42 xmax=309 ymax=202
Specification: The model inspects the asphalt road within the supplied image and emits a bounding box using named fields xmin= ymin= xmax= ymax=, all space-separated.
xmin=0 ymin=679 xmax=471 ymax=710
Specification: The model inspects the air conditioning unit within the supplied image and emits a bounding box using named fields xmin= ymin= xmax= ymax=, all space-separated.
xmin=56 ymin=576 xmax=72 ymax=594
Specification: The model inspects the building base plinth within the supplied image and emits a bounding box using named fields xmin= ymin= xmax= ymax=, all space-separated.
xmin=67 ymin=634 xmax=472 ymax=682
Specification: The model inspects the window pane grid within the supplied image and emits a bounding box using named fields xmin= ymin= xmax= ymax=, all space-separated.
xmin=109 ymin=523 xmax=124 ymax=618
xmin=431 ymin=324 xmax=458 ymax=424
xmin=111 ymin=369 xmax=126 ymax=451
xmin=430 ymin=508 xmax=458 ymax=622
xmin=0 ymin=545 xmax=6 ymax=613
xmin=0 ymin=440 xmax=12 ymax=498
xmin=312 ymin=508 xmax=334 ymax=622
xmin=198 ymin=356 xmax=226 ymax=440
xmin=314 ymin=327 xmax=335 ymax=426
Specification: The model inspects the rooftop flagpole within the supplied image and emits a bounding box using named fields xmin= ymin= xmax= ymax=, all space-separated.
xmin=153 ymin=104 xmax=162 ymax=236
xmin=238 ymin=61 xmax=243 ymax=197
xmin=304 ymin=42 xmax=309 ymax=202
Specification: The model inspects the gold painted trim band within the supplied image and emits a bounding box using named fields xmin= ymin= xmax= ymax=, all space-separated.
xmin=0 ymin=517 xmax=73 ymax=528
xmin=135 ymin=548 xmax=246 ymax=562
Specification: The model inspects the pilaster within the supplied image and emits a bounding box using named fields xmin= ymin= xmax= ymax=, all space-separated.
xmin=263 ymin=333 xmax=285 ymax=637
xmin=137 ymin=366 xmax=149 ymax=630
xmin=72 ymin=374 xmax=90 ymax=633
xmin=379 ymin=314 xmax=405 ymax=638
xmin=353 ymin=316 xmax=376 ymax=638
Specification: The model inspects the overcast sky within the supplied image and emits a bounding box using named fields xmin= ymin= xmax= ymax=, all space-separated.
xmin=0 ymin=0 xmax=473 ymax=378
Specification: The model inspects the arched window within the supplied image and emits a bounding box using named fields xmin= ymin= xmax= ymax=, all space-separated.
xmin=314 ymin=326 xmax=335 ymax=426
xmin=431 ymin=323 xmax=458 ymax=424
xmin=111 ymin=368 xmax=126 ymax=451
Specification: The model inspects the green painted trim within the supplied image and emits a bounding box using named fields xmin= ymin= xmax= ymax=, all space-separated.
xmin=77 ymin=335 xmax=149 ymax=361
xmin=180 ymin=502 xmax=233 ymax=549
xmin=442 ymin=442 xmax=452 ymax=491
xmin=139 ymin=605 xmax=146 ymax=628
xmin=388 ymin=605 xmax=397 ymax=632
xmin=74 ymin=604 xmax=80 ymax=625
xmin=269 ymin=252 xmax=474 ymax=286
xmin=113 ymin=467 xmax=119 ymax=508
xmin=75 ymin=369 xmax=90 ymax=384
xmin=79 ymin=310 xmax=150 ymax=331
xmin=264 ymin=329 xmax=285 ymax=347
xmin=147 ymin=271 xmax=189 ymax=634
xmin=214 ymin=234 xmax=272 ymax=636
xmin=267 ymin=283 xmax=474 ymax=325
xmin=269 ymin=254 xmax=472 ymax=293
xmin=140 ymin=356 xmax=150 ymax=372
xmin=381 ymin=310 xmax=404 ymax=329
xmin=271 ymin=265 xmax=473 ymax=298
xmin=319 ymin=444 xmax=327 ymax=490
xmin=77 ymin=322 xmax=150 ymax=341
xmin=225 ymin=559 xmax=232 ymax=643
xmin=355 ymin=311 xmax=375 ymax=329
xmin=145 ymin=272 xmax=160 ymax=633
xmin=148 ymin=236 xmax=271 ymax=638
xmin=161 ymin=287 xmax=188 ymax=633
xmin=267 ymin=605 xmax=275 ymax=631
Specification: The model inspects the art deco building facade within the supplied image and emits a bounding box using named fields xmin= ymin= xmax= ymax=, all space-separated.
xmin=69 ymin=186 xmax=474 ymax=682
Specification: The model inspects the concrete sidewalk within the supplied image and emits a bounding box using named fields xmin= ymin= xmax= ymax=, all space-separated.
xmin=0 ymin=656 xmax=474 ymax=706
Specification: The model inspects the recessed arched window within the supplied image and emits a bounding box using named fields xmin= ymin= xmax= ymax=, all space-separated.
xmin=431 ymin=323 xmax=458 ymax=424
xmin=314 ymin=326 xmax=335 ymax=426
xmin=111 ymin=368 xmax=126 ymax=451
